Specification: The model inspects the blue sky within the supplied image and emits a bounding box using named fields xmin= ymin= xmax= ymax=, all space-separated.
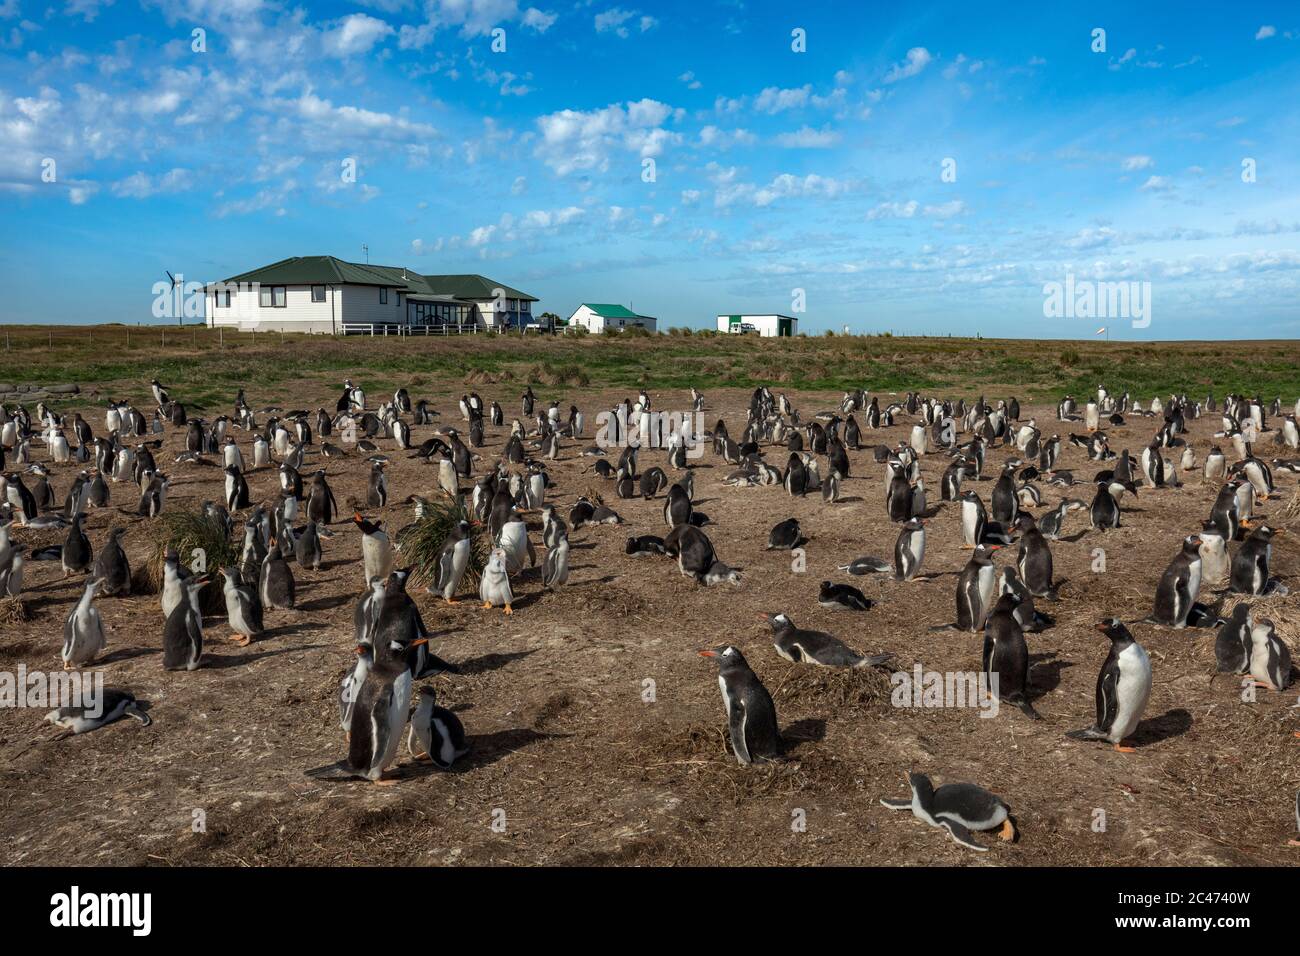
xmin=2 ymin=0 xmax=1299 ymax=338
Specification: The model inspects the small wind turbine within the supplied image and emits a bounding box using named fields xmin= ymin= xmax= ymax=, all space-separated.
xmin=165 ymin=270 xmax=183 ymax=327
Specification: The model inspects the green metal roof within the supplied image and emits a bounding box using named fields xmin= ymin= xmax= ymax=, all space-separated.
xmin=221 ymin=257 xmax=536 ymax=301
xmin=581 ymin=303 xmax=644 ymax=318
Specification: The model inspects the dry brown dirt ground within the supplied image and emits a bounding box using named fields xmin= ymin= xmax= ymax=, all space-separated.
xmin=1 ymin=378 xmax=1298 ymax=867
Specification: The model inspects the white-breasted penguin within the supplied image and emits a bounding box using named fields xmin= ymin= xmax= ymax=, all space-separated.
xmin=162 ymin=576 xmax=209 ymax=671
xmin=763 ymin=613 xmax=890 ymax=668
xmin=220 ymin=566 xmax=264 ymax=646
xmin=431 ymin=519 xmax=472 ymax=603
xmin=407 ymin=686 xmax=470 ymax=769
xmin=478 ymin=546 xmax=514 ymax=614
xmin=353 ymin=513 xmax=394 ymax=585
xmin=61 ymin=577 xmax=107 ymax=669
xmin=699 ymin=644 xmax=781 ymax=765
xmin=1066 ymin=619 xmax=1152 ymax=752
xmin=1248 ymin=619 xmax=1293 ymax=691
xmin=880 ymin=772 xmax=1016 ymax=851
xmin=46 ymin=688 xmax=151 ymax=738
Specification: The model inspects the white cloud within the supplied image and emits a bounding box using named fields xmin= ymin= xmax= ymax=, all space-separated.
xmin=65 ymin=0 xmax=113 ymax=22
xmin=1139 ymin=175 xmax=1171 ymax=192
xmin=535 ymin=98 xmax=679 ymax=175
xmin=698 ymin=125 xmax=755 ymax=148
xmin=594 ymin=7 xmax=636 ymax=37
xmin=321 ymin=14 xmax=394 ymax=57
xmin=1256 ymin=25 xmax=1276 ymax=40
xmin=754 ymin=84 xmax=811 ymax=113
xmin=922 ymin=199 xmax=965 ymax=219
xmin=1121 ymin=155 xmax=1153 ymax=171
xmin=679 ymin=70 xmax=701 ymax=89
xmin=774 ymin=125 xmax=840 ymax=148
xmin=522 ymin=7 xmax=557 ymax=32
xmin=715 ymin=169 xmax=851 ymax=208
xmin=883 ymin=47 xmax=932 ymax=83
xmin=511 ymin=175 xmax=526 ymax=194
xmin=111 ymin=167 xmax=194 ymax=198
xmin=866 ymin=200 xmax=918 ymax=220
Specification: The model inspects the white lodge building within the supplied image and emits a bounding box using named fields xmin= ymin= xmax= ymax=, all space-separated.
xmin=206 ymin=256 xmax=539 ymax=334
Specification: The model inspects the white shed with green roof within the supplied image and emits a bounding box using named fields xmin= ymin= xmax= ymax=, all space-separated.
xmin=568 ymin=303 xmax=657 ymax=334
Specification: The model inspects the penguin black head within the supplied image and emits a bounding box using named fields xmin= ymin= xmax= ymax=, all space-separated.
xmin=1096 ymin=618 xmax=1132 ymax=643
xmin=699 ymin=644 xmax=749 ymax=669
xmin=762 ymin=612 xmax=793 ymax=631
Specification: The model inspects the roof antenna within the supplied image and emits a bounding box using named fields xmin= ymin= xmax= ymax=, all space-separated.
xmin=362 ymin=243 xmax=369 ymax=264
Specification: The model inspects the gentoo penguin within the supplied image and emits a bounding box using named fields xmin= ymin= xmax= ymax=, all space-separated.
xmin=953 ymin=544 xmax=1001 ymax=632
xmin=160 ymin=547 xmax=192 ymax=620
xmin=1066 ymin=619 xmax=1152 ymax=752
xmin=407 ymin=686 xmax=470 ymax=769
xmin=497 ymin=512 xmax=534 ymax=574
xmin=991 ymin=461 xmax=1021 ymax=527
xmin=766 ymin=517 xmax=802 ymax=551
xmin=1037 ymin=499 xmax=1086 ymax=541
xmin=763 ymin=613 xmax=891 ymax=668
xmin=92 ymin=526 xmax=131 ymax=596
xmin=46 ymin=688 xmax=151 ymax=738
xmin=1197 ymin=522 xmax=1229 ymax=585
xmin=61 ymin=577 xmax=107 ymax=669
xmin=312 ymin=633 xmax=426 ymax=785
xmin=699 ymin=644 xmax=781 ymax=764
xmin=1150 ymin=534 xmax=1203 ymax=628
xmin=61 ymin=513 xmax=93 ymax=576
xmin=784 ymin=453 xmax=807 ymax=497
xmin=982 ymin=593 xmax=1039 ymax=718
xmin=478 ymin=547 xmax=514 ymax=614
xmin=818 ymin=580 xmax=873 ymax=612
xmin=1089 ymin=477 xmax=1134 ymax=530
xmin=1204 ymin=445 xmax=1227 ymax=480
xmin=959 ymin=490 xmax=987 ymax=548
xmin=1014 ymin=514 xmax=1056 ymax=599
xmin=1248 ymin=619 xmax=1294 ymax=690
xmin=431 ymin=519 xmax=472 ymax=603
xmin=542 ymin=528 xmax=570 ymax=589
xmin=162 ymin=576 xmax=208 ymax=671
xmin=1230 ymin=524 xmax=1279 ymax=596
xmin=220 ymin=566 xmax=263 ymax=646
xmin=259 ymin=545 xmax=296 ymax=610
xmin=664 ymin=483 xmax=692 ymax=528
xmin=307 ymin=470 xmax=339 ymax=525
xmin=1209 ymin=481 xmax=1243 ymax=541
xmin=1213 ymin=602 xmax=1253 ymax=678
xmin=295 ymin=519 xmax=323 ymax=570
xmin=893 ymin=517 xmax=926 ymax=581
xmin=880 ymin=772 xmax=1016 ymax=851
xmin=224 ymin=465 xmax=250 ymax=511
xmin=625 ymin=535 xmax=668 ymax=557
xmin=353 ymin=513 xmax=394 ymax=585
xmin=367 ymin=461 xmax=388 ymax=508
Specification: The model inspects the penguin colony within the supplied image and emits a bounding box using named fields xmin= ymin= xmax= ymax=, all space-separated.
xmin=4 ymin=378 xmax=1299 ymax=858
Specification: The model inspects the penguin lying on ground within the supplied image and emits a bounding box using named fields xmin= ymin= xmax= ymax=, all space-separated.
xmin=880 ymin=771 xmax=1017 ymax=852
xmin=46 ymin=688 xmax=152 ymax=739
xmin=766 ymin=517 xmax=804 ymax=550
xmin=763 ymin=613 xmax=892 ymax=668
xmin=818 ymin=580 xmax=873 ymax=611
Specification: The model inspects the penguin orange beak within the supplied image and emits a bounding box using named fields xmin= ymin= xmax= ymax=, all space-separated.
xmin=698 ymin=650 xmax=717 ymax=658
xmin=353 ymin=512 xmax=364 ymax=522
xmin=355 ymin=644 xmax=368 ymax=655
xmin=410 ymin=638 xmax=429 ymax=648
xmin=1094 ymin=622 xmax=1110 ymax=633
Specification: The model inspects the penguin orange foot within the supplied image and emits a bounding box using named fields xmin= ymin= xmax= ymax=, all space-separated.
xmin=999 ymin=819 xmax=1017 ymax=841
xmin=1114 ymin=740 xmax=1137 ymax=753
xmin=503 ymin=604 xmax=513 ymax=615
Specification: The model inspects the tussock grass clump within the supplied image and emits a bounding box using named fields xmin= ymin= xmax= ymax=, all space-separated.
xmin=526 ymin=361 xmax=590 ymax=388
xmin=394 ymin=496 xmax=489 ymax=591
xmin=0 ymin=596 xmax=30 ymax=624
xmin=147 ymin=509 xmax=239 ymax=613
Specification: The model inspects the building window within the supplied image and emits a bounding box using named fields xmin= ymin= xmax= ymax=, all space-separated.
xmin=521 ymin=300 xmax=531 ymax=313
xmin=380 ymin=287 xmax=388 ymax=304
xmin=312 ymin=285 xmax=325 ymax=303
xmin=259 ymin=286 xmax=287 ymax=308
xmin=214 ymin=290 xmax=231 ymax=308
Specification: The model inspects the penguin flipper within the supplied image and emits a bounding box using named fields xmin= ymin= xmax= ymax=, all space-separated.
xmin=123 ymin=705 xmax=152 ymax=727
xmin=413 ymin=653 xmax=460 ymax=678
xmin=1013 ymin=697 xmax=1042 ymax=720
xmin=728 ymin=704 xmax=752 ymax=764
xmin=858 ymin=653 xmax=895 ymax=668
xmin=879 ymin=797 xmax=913 ymax=811
xmin=939 ymin=819 xmax=988 ymax=851
xmin=1065 ymin=727 xmax=1108 ymax=741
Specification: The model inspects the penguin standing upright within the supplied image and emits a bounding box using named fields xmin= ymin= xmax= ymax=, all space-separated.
xmin=353 ymin=513 xmax=394 ymax=585
xmin=982 ymin=593 xmax=1039 ymax=718
xmin=92 ymin=526 xmax=131 ymax=596
xmin=954 ymin=544 xmax=1000 ymax=631
xmin=61 ymin=577 xmax=107 ymax=669
xmin=307 ymin=470 xmax=339 ymax=525
xmin=220 ymin=567 xmax=264 ymax=646
xmin=700 ymin=645 xmax=781 ymax=765
xmin=224 ymin=465 xmax=250 ymax=511
xmin=162 ymin=577 xmax=208 ymax=671
xmin=1014 ymin=514 xmax=1055 ymax=599
xmin=1213 ymin=602 xmax=1253 ymax=677
xmin=367 ymin=461 xmax=388 ymax=508
xmin=431 ymin=519 xmax=472 ymax=603
xmin=407 ymin=686 xmax=470 ymax=769
xmin=478 ymin=546 xmax=514 ymax=614
xmin=1248 ymin=619 xmax=1293 ymax=691
xmin=1067 ymin=619 xmax=1153 ymax=752
xmin=543 ymin=528 xmax=570 ymax=589
xmin=1231 ymin=524 xmax=1279 ymax=596
xmin=61 ymin=513 xmax=92 ymax=576
xmin=295 ymin=518 xmax=323 ymax=570
xmin=894 ymin=517 xmax=926 ymax=581
xmin=260 ymin=545 xmax=296 ymax=610
xmin=1151 ymin=534 xmax=1203 ymax=628
xmin=991 ymin=462 xmax=1020 ymax=526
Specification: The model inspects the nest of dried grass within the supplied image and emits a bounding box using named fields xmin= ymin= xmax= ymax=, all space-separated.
xmin=393 ymin=495 xmax=489 ymax=591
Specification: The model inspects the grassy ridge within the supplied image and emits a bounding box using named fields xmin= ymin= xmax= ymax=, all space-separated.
xmin=0 ymin=324 xmax=1297 ymax=406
